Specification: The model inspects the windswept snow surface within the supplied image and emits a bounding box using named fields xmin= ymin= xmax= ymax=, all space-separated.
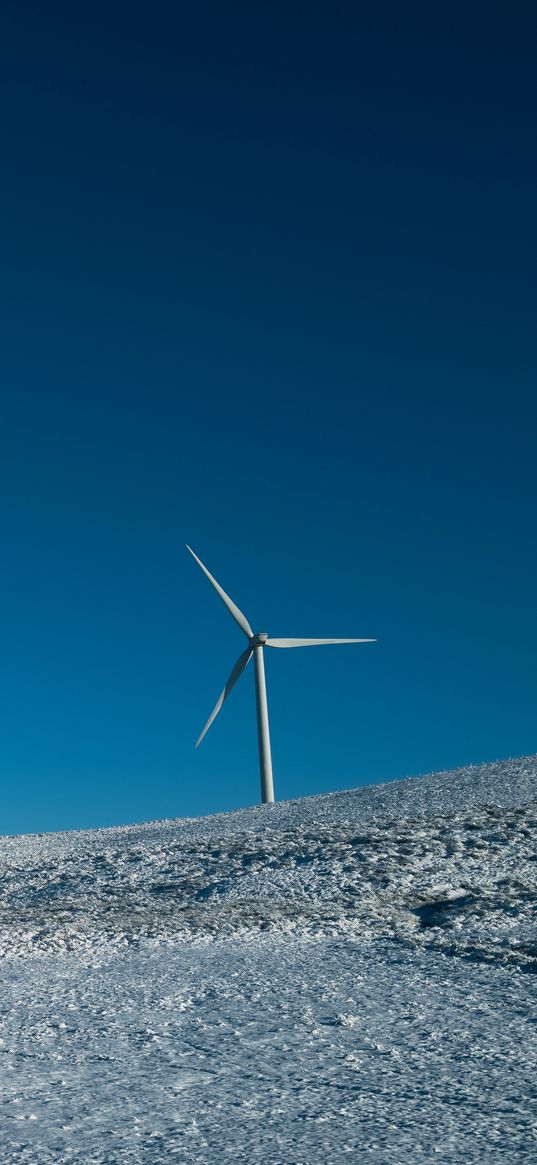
xmin=1 ymin=756 xmax=536 ymax=1163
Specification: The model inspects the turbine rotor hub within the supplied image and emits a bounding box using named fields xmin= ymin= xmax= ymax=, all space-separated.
xmin=251 ymin=631 xmax=269 ymax=646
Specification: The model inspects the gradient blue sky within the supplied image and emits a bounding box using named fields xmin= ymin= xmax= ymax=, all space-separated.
xmin=1 ymin=2 xmax=536 ymax=835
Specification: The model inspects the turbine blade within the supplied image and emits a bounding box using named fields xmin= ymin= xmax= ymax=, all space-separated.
xmin=195 ymin=648 xmax=253 ymax=747
xmin=266 ymin=637 xmax=376 ymax=648
xmin=186 ymin=545 xmax=253 ymax=638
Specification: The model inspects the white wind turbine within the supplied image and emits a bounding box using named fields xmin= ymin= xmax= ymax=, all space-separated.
xmin=186 ymin=545 xmax=376 ymax=805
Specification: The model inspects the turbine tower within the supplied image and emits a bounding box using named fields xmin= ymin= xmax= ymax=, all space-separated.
xmin=186 ymin=545 xmax=376 ymax=805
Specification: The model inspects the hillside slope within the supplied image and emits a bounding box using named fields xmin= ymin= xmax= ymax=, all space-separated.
xmin=1 ymin=756 xmax=536 ymax=1163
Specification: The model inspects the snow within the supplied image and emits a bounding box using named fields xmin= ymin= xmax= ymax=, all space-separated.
xmin=1 ymin=755 xmax=536 ymax=1162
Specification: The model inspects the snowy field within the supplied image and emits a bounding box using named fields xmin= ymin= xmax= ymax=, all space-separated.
xmin=1 ymin=756 xmax=536 ymax=1163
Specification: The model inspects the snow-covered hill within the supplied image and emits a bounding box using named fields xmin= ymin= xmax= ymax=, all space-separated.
xmin=1 ymin=756 xmax=536 ymax=1163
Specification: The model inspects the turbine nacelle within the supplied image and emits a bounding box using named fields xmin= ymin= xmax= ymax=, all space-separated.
xmin=250 ymin=632 xmax=269 ymax=646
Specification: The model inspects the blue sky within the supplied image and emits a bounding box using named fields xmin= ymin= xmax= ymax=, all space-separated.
xmin=1 ymin=2 xmax=536 ymax=834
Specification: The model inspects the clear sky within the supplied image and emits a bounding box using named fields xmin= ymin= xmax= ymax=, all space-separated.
xmin=1 ymin=2 xmax=536 ymax=835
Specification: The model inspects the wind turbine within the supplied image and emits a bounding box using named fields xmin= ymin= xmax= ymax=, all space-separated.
xmin=186 ymin=545 xmax=376 ymax=805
